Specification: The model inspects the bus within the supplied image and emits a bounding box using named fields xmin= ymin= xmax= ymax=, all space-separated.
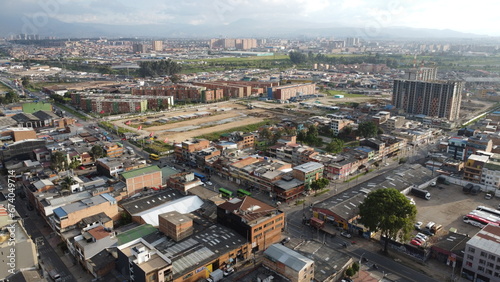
xmin=476 ymin=206 xmax=500 ymax=218
xmin=149 ymin=153 xmax=160 ymax=161
xmin=237 ymin=189 xmax=252 ymax=197
xmin=468 ymin=210 xmax=500 ymax=223
xmin=463 ymin=214 xmax=500 ymax=228
xmin=194 ymin=172 xmax=207 ymax=182
xmin=219 ymin=188 xmax=233 ymax=198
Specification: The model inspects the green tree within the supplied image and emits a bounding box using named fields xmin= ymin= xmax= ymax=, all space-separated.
xmin=357 ymin=121 xmax=378 ymax=138
xmin=325 ymin=138 xmax=344 ymax=153
xmin=4 ymin=90 xmax=20 ymax=104
xmin=358 ymin=188 xmax=417 ymax=254
xmin=310 ymin=178 xmax=330 ymax=194
xmin=69 ymin=159 xmax=81 ymax=170
xmin=288 ymin=51 xmax=307 ymax=64
xmin=90 ymin=145 xmax=105 ymax=160
xmin=352 ymin=262 xmax=360 ymax=273
xmin=51 ymin=151 xmax=67 ymax=172
xmin=60 ymin=176 xmax=77 ymax=192
xmin=345 ymin=267 xmax=355 ymax=277
xmin=260 ymin=127 xmax=272 ymax=140
xmin=21 ymin=76 xmax=31 ymax=88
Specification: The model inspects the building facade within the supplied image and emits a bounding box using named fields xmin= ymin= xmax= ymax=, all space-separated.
xmin=392 ymin=79 xmax=463 ymax=121
xmin=217 ymin=196 xmax=285 ymax=252
xmin=461 ymin=224 xmax=500 ymax=281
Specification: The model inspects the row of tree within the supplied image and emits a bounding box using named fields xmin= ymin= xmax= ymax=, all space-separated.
xmin=138 ymin=59 xmax=182 ymax=77
xmin=51 ymin=145 xmax=105 ymax=172
xmin=288 ymin=51 xmax=400 ymax=68
xmin=0 ymin=90 xmax=20 ymax=104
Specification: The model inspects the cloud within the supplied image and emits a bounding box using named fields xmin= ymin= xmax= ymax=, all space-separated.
xmin=1 ymin=0 xmax=499 ymax=35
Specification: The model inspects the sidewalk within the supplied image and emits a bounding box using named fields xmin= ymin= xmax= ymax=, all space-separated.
xmin=38 ymin=221 xmax=94 ymax=281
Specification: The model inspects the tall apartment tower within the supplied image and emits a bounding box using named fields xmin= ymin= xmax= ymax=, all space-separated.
xmin=152 ymin=40 xmax=163 ymax=52
xmin=345 ymin=37 xmax=360 ymax=47
xmin=404 ymin=67 xmax=437 ymax=81
xmin=132 ymin=44 xmax=145 ymax=53
xmin=392 ymin=78 xmax=464 ymax=121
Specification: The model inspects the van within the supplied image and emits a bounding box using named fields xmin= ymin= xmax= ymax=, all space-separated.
xmin=463 ymin=183 xmax=473 ymax=194
xmin=431 ymin=224 xmax=443 ymax=234
xmin=470 ymin=185 xmax=481 ymax=195
xmin=425 ymin=221 xmax=435 ymax=230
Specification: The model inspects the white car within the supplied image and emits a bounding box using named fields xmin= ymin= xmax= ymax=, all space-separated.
xmin=340 ymin=231 xmax=352 ymax=238
xmin=414 ymin=221 xmax=423 ymax=230
xmin=206 ymin=181 xmax=213 ymax=186
xmin=415 ymin=233 xmax=428 ymax=241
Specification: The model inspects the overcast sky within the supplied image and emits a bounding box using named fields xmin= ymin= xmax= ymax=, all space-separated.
xmin=5 ymin=0 xmax=500 ymax=36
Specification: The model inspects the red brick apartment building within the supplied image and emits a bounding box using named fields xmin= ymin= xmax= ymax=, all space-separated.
xmin=132 ymin=85 xmax=224 ymax=103
xmin=217 ymin=196 xmax=285 ymax=252
xmin=269 ymin=83 xmax=316 ymax=100
xmin=120 ymin=166 xmax=162 ymax=196
xmin=71 ymin=93 xmax=174 ymax=113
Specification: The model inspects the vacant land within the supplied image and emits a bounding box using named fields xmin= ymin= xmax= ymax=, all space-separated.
xmin=110 ymin=93 xmax=388 ymax=143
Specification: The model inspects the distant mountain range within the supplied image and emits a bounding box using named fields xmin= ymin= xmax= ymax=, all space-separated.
xmin=0 ymin=15 xmax=485 ymax=39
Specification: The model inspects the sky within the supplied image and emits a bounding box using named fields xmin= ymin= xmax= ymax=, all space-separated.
xmin=4 ymin=0 xmax=500 ymax=36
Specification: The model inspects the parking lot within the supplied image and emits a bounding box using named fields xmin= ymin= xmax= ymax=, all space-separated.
xmin=413 ymin=183 xmax=499 ymax=238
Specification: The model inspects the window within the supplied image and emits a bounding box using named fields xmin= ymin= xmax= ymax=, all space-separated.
xmin=489 ymin=254 xmax=496 ymax=261
xmin=486 ymin=269 xmax=493 ymax=275
xmin=480 ymin=251 xmax=487 ymax=257
xmin=469 ymin=247 xmax=476 ymax=253
xmin=478 ymin=266 xmax=485 ymax=272
xmin=479 ymin=259 xmax=486 ymax=265
xmin=495 ymin=272 xmax=500 ymax=278
xmin=467 ymin=255 xmax=474 ymax=260
xmin=466 ymin=261 xmax=473 ymax=267
xmin=488 ymin=262 xmax=494 ymax=268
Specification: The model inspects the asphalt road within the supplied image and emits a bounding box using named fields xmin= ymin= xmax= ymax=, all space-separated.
xmin=12 ymin=186 xmax=76 ymax=282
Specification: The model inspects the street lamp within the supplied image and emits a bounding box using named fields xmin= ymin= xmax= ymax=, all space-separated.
xmin=359 ymin=252 xmax=365 ymax=265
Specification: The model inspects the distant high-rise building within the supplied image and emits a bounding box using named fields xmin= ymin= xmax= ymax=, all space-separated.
xmin=345 ymin=37 xmax=360 ymax=47
xmin=392 ymin=79 xmax=464 ymax=121
xmin=152 ymin=40 xmax=163 ymax=52
xmin=209 ymin=38 xmax=257 ymax=50
xmin=132 ymin=43 xmax=145 ymax=53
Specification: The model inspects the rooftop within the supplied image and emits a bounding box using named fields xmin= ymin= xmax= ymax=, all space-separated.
xmin=264 ymin=244 xmax=313 ymax=272
xmin=293 ymin=162 xmax=324 ymax=173
xmin=120 ymin=165 xmax=161 ymax=179
xmin=218 ymin=196 xmax=281 ymax=224
xmin=467 ymin=224 xmax=500 ymax=254
xmin=120 ymin=188 xmax=184 ymax=215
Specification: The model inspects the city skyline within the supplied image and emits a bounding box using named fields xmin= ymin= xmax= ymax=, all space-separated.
xmin=1 ymin=0 xmax=500 ymax=37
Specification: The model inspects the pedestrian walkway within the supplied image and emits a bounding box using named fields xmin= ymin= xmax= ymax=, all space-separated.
xmin=37 ymin=220 xmax=94 ymax=281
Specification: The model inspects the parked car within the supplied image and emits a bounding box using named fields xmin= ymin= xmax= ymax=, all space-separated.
xmin=485 ymin=192 xmax=493 ymax=200
xmin=470 ymin=185 xmax=481 ymax=195
xmin=414 ymin=221 xmax=423 ymax=230
xmin=223 ymin=267 xmax=234 ymax=277
xmin=281 ymin=237 xmax=290 ymax=244
xmin=206 ymin=181 xmax=213 ymax=186
xmin=463 ymin=183 xmax=473 ymax=194
xmin=340 ymin=231 xmax=352 ymax=238
xmin=416 ymin=233 xmax=428 ymax=241
xmin=410 ymin=239 xmax=422 ymax=246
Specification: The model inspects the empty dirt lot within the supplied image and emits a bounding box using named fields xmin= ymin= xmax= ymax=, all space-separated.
xmin=111 ymin=94 xmax=388 ymax=142
xmin=413 ymin=183 xmax=499 ymax=237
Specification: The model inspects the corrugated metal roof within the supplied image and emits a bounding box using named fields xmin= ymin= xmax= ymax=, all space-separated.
xmin=53 ymin=207 xmax=67 ymax=218
xmin=264 ymin=244 xmax=313 ymax=272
